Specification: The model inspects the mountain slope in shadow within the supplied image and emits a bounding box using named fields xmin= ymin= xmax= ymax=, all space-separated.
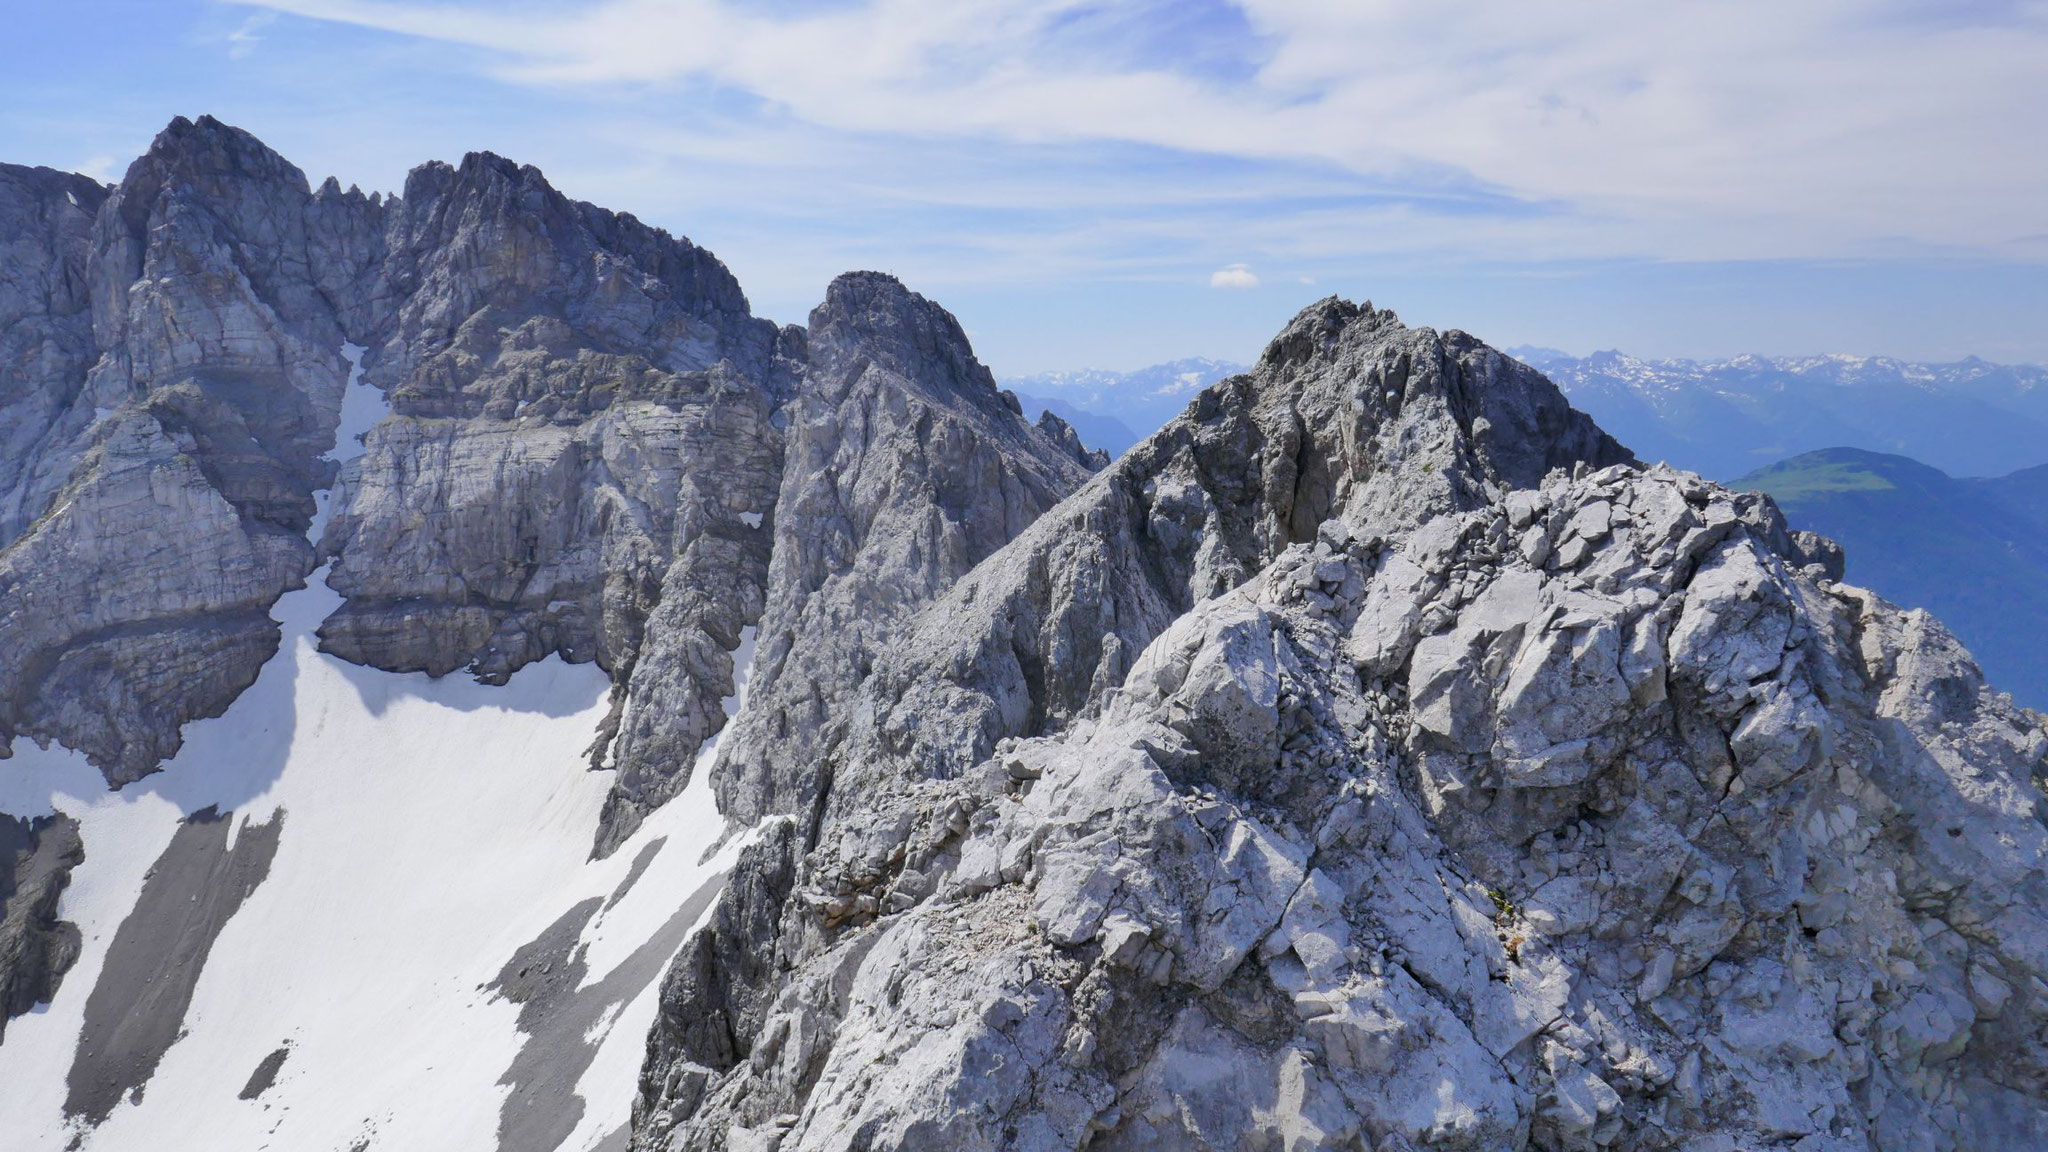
xmin=1743 ymin=447 xmax=2048 ymax=709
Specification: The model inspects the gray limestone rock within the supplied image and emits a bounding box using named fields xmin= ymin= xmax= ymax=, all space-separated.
xmin=0 ymin=811 xmax=84 ymax=1041
xmin=632 ymin=300 xmax=2048 ymax=1152
xmin=307 ymin=151 xmax=809 ymax=855
xmin=318 ymin=150 xmax=793 ymax=740
xmin=706 ymin=272 xmax=1096 ymax=829
xmin=0 ymin=116 xmax=356 ymax=782
xmin=8 ymin=119 xmax=2048 ymax=1152
xmin=0 ymin=119 xmax=1089 ymax=858
xmin=0 ymin=163 xmax=107 ymax=548
xmin=1035 ymin=409 xmax=1111 ymax=472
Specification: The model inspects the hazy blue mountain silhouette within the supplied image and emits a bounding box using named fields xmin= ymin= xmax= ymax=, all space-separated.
xmin=1001 ymin=358 xmax=1243 ymax=450
xmin=1742 ymin=448 xmax=2048 ymax=710
xmin=1513 ymin=348 xmax=2048 ymax=481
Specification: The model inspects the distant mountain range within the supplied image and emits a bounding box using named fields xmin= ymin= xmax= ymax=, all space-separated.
xmin=1513 ymin=348 xmax=2048 ymax=709
xmin=1006 ymin=346 xmax=2048 ymax=710
xmin=1007 ymin=392 xmax=1145 ymax=457
xmin=1742 ymin=448 xmax=2048 ymax=709
xmin=1513 ymin=348 xmax=2048 ymax=481
xmin=1008 ymin=348 xmax=2048 ymax=484
xmin=1001 ymin=358 xmax=1243 ymax=453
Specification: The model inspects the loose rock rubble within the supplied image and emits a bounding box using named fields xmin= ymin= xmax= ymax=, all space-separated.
xmin=635 ymin=303 xmax=2048 ymax=1151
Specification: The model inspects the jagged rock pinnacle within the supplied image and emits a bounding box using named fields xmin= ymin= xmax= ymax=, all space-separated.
xmin=4 ymin=119 xmax=2046 ymax=1152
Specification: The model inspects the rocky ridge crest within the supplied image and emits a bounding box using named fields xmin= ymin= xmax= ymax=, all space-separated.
xmin=2 ymin=119 xmax=2047 ymax=1151
xmin=632 ymin=302 xmax=2048 ymax=1152
xmin=0 ymin=118 xmax=1092 ymax=851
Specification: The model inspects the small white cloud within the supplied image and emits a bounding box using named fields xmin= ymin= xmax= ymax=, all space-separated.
xmin=1210 ymin=264 xmax=1260 ymax=290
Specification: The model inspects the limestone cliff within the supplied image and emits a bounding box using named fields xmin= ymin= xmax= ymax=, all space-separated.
xmin=3 ymin=118 xmax=2046 ymax=1152
xmin=0 ymin=117 xmax=362 ymax=782
xmin=633 ymin=302 xmax=2048 ymax=1152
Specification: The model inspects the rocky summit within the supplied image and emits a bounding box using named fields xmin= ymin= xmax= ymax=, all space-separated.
xmin=2 ymin=117 xmax=2046 ymax=1152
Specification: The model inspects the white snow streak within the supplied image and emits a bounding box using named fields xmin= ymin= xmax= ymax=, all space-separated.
xmin=328 ymin=342 xmax=385 ymax=465
xmin=725 ymin=624 xmax=758 ymax=718
xmin=547 ymin=627 xmax=762 ymax=1152
xmin=308 ymin=341 xmax=388 ymax=544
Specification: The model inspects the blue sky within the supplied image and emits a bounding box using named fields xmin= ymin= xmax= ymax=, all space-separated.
xmin=3 ymin=0 xmax=2044 ymax=372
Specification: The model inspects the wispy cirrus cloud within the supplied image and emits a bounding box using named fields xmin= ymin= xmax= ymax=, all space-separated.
xmin=225 ymin=11 xmax=276 ymax=58
xmin=3 ymin=0 xmax=2042 ymax=369
xmin=233 ymin=0 xmax=2048 ymax=261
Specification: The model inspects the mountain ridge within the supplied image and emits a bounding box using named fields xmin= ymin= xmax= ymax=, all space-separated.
xmin=1513 ymin=346 xmax=2048 ymax=481
xmin=1741 ymin=446 xmax=2048 ymax=710
xmin=2 ymin=118 xmax=2046 ymax=1152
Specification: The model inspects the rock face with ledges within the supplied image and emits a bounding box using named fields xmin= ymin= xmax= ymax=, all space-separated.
xmin=318 ymin=149 xmax=794 ymax=677
xmin=0 ymin=812 xmax=84 ymax=1042
xmin=632 ymin=301 xmax=2048 ymax=1152
xmin=0 ymin=116 xmax=362 ymax=782
xmin=312 ymin=152 xmax=809 ymax=856
xmin=6 ymin=118 xmax=2048 ymax=1152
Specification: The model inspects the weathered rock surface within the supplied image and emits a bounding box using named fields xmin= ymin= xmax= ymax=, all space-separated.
xmin=308 ymin=151 xmax=812 ymax=853
xmin=0 ymin=118 xmax=1098 ymax=844
xmin=0 ymin=811 xmax=84 ymax=1042
xmin=7 ymin=119 xmax=2048 ymax=1152
xmin=633 ymin=301 xmax=2048 ymax=1152
xmin=318 ymin=149 xmax=795 ymax=686
xmin=598 ymin=269 xmax=1099 ymax=850
xmin=0 ymin=164 xmax=107 ymax=546
xmin=0 ymin=116 xmax=364 ymax=782
xmin=841 ymin=300 xmax=1632 ymax=795
xmin=705 ymin=272 xmax=1097 ymax=832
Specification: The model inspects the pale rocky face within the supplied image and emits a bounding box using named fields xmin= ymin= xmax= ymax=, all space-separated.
xmin=3 ymin=116 xmax=2046 ymax=1152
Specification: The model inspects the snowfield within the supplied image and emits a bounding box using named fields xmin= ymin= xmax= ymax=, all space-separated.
xmin=0 ymin=346 xmax=756 ymax=1152
xmin=0 ymin=569 xmax=750 ymax=1151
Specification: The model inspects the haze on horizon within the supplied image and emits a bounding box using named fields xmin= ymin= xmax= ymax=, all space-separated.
xmin=3 ymin=0 xmax=2043 ymax=374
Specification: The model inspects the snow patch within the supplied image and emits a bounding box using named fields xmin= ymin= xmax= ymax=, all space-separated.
xmin=326 ymin=342 xmax=386 ymax=466
xmin=0 ymin=570 xmax=746 ymax=1150
xmin=725 ymin=624 xmax=759 ymax=718
xmin=308 ymin=343 xmax=389 ymax=546
xmin=739 ymin=510 xmax=763 ymax=529
xmin=573 ymin=761 xmax=730 ymax=984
